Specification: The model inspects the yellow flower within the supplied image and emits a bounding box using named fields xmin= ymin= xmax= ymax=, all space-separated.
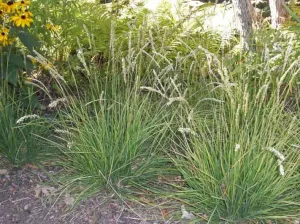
xmin=16 ymin=8 xmax=33 ymax=17
xmin=23 ymin=9 xmax=32 ymax=17
xmin=0 ymin=27 xmax=9 ymax=42
xmin=0 ymin=8 xmax=4 ymax=18
xmin=46 ymin=23 xmax=61 ymax=32
xmin=45 ymin=23 xmax=52 ymax=30
xmin=1 ymin=38 xmax=13 ymax=46
xmin=18 ymin=0 xmax=30 ymax=7
xmin=0 ymin=27 xmax=12 ymax=46
xmin=2 ymin=1 xmax=17 ymax=14
xmin=11 ymin=13 xmax=33 ymax=27
xmin=30 ymin=57 xmax=36 ymax=64
xmin=17 ymin=8 xmax=33 ymax=18
xmin=41 ymin=61 xmax=52 ymax=70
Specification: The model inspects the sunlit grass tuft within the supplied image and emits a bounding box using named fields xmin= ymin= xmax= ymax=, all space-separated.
xmin=171 ymin=63 xmax=300 ymax=222
xmin=53 ymin=86 xmax=172 ymax=200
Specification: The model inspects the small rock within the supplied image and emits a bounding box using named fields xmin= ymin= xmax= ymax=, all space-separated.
xmin=24 ymin=204 xmax=30 ymax=211
xmin=181 ymin=205 xmax=195 ymax=220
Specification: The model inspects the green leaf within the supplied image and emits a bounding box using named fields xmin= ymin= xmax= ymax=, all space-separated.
xmin=9 ymin=27 xmax=18 ymax=36
xmin=2 ymin=65 xmax=19 ymax=86
xmin=1 ymin=53 xmax=34 ymax=86
xmin=18 ymin=31 xmax=41 ymax=52
xmin=8 ymin=54 xmax=34 ymax=71
xmin=282 ymin=2 xmax=300 ymax=23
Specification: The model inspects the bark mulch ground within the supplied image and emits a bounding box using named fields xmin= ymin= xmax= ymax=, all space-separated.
xmin=0 ymin=157 xmax=181 ymax=224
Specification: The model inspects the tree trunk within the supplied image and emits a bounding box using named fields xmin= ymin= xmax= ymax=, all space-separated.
xmin=232 ymin=0 xmax=253 ymax=50
xmin=269 ymin=0 xmax=287 ymax=29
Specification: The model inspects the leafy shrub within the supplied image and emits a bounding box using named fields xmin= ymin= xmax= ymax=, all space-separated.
xmin=0 ymin=0 xmax=49 ymax=109
xmin=30 ymin=0 xmax=123 ymax=60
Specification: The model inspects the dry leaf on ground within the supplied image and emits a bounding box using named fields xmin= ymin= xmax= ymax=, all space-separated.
xmin=0 ymin=169 xmax=8 ymax=175
xmin=34 ymin=184 xmax=56 ymax=197
xmin=64 ymin=193 xmax=75 ymax=206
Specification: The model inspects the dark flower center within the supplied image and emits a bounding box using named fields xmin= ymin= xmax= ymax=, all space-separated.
xmin=1 ymin=32 xmax=5 ymax=36
xmin=21 ymin=15 xmax=26 ymax=19
xmin=7 ymin=1 xmax=14 ymax=6
xmin=21 ymin=1 xmax=25 ymax=3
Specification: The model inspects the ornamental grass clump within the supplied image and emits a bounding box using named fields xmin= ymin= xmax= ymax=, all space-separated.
xmin=173 ymin=100 xmax=300 ymax=222
xmin=170 ymin=44 xmax=300 ymax=221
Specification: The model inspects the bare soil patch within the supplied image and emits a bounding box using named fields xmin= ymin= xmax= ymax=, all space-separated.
xmin=0 ymin=158 xmax=178 ymax=224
